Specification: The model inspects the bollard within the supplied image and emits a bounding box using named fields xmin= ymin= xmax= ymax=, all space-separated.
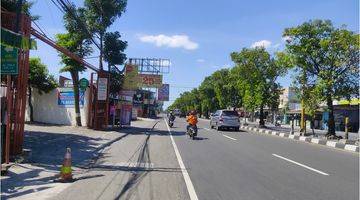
xmin=345 ymin=117 xmax=349 ymax=140
xmin=291 ymin=117 xmax=294 ymax=135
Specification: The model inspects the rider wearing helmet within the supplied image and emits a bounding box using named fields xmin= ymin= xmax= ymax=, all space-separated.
xmin=168 ymin=111 xmax=175 ymax=122
xmin=186 ymin=110 xmax=198 ymax=133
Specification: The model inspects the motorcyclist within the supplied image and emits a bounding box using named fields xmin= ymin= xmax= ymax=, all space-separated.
xmin=186 ymin=110 xmax=198 ymax=134
xmin=168 ymin=111 xmax=176 ymax=123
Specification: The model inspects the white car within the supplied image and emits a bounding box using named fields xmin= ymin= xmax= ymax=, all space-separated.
xmin=210 ymin=110 xmax=240 ymax=131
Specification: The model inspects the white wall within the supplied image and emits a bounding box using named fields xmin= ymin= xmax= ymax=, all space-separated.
xmin=25 ymin=88 xmax=90 ymax=126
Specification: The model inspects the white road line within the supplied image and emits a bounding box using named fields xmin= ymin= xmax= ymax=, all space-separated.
xmin=272 ymin=154 xmax=329 ymax=176
xmin=203 ymin=128 xmax=211 ymax=131
xmin=222 ymin=135 xmax=237 ymax=141
xmin=164 ymin=119 xmax=199 ymax=200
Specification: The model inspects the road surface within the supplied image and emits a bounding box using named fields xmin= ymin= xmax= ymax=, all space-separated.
xmin=50 ymin=117 xmax=358 ymax=200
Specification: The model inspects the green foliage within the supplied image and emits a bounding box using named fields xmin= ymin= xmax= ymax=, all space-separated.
xmin=84 ymin=0 xmax=127 ymax=35
xmin=1 ymin=0 xmax=40 ymax=20
xmin=283 ymin=19 xmax=359 ymax=100
xmin=84 ymin=0 xmax=127 ymax=69
xmin=29 ymin=57 xmax=57 ymax=94
xmin=283 ymin=19 xmax=360 ymax=134
xmin=109 ymin=67 xmax=124 ymax=97
xmin=231 ymin=47 xmax=285 ymax=112
xmin=55 ymin=33 xmax=92 ymax=74
xmin=104 ymin=31 xmax=127 ymax=67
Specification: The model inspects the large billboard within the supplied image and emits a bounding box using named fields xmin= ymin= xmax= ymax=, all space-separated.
xmin=57 ymin=88 xmax=84 ymax=107
xmin=123 ymin=64 xmax=139 ymax=90
xmin=158 ymin=84 xmax=169 ymax=101
xmin=138 ymin=74 xmax=163 ymax=88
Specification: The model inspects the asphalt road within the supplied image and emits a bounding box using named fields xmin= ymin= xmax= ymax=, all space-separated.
xmin=49 ymin=117 xmax=358 ymax=200
xmin=169 ymin=117 xmax=359 ymax=200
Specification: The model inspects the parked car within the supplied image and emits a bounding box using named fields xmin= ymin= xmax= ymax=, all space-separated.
xmin=210 ymin=110 xmax=240 ymax=131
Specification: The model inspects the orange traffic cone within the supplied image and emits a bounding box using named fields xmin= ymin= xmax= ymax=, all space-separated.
xmin=60 ymin=148 xmax=73 ymax=182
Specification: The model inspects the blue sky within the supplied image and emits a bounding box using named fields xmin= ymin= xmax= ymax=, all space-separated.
xmin=30 ymin=0 xmax=359 ymax=108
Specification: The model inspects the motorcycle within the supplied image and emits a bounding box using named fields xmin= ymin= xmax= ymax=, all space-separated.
xmin=169 ymin=119 xmax=174 ymax=128
xmin=187 ymin=125 xmax=197 ymax=140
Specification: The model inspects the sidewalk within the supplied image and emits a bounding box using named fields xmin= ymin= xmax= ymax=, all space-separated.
xmin=1 ymin=123 xmax=129 ymax=199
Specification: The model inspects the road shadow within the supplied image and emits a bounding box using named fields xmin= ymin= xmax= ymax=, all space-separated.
xmin=193 ymin=136 xmax=209 ymax=141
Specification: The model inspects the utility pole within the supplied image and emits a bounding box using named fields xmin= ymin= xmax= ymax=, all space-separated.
xmin=300 ymin=69 xmax=306 ymax=136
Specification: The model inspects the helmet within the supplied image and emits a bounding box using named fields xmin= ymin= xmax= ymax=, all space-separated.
xmin=190 ymin=110 xmax=196 ymax=115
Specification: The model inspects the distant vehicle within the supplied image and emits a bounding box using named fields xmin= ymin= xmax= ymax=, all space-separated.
xmin=210 ymin=110 xmax=240 ymax=131
xmin=173 ymin=109 xmax=181 ymax=116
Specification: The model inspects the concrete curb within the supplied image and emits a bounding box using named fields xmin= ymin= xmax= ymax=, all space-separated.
xmin=240 ymin=125 xmax=359 ymax=153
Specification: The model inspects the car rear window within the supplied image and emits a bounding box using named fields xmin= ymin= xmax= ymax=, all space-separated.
xmin=222 ymin=111 xmax=239 ymax=116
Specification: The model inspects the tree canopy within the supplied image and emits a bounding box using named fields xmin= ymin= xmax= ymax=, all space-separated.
xmin=282 ymin=19 xmax=359 ymax=135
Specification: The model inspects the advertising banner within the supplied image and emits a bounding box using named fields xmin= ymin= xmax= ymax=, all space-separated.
xmin=133 ymin=91 xmax=143 ymax=105
xmin=1 ymin=45 xmax=18 ymax=75
xmin=138 ymin=74 xmax=163 ymax=88
xmin=57 ymin=88 xmax=84 ymax=107
xmin=97 ymin=78 xmax=108 ymax=101
xmin=120 ymin=103 xmax=132 ymax=126
xmin=123 ymin=64 xmax=139 ymax=90
xmin=119 ymin=90 xmax=135 ymax=102
xmin=158 ymin=84 xmax=169 ymax=101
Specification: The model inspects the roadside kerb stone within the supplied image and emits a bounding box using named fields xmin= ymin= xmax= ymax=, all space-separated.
xmin=299 ymin=136 xmax=311 ymax=142
xmin=344 ymin=145 xmax=359 ymax=152
xmin=311 ymin=138 xmax=327 ymax=145
xmin=242 ymin=125 xmax=359 ymax=152
xmin=279 ymin=133 xmax=289 ymax=138
xmin=289 ymin=135 xmax=300 ymax=140
xmin=271 ymin=131 xmax=278 ymax=136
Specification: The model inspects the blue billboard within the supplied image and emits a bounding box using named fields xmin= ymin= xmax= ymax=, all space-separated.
xmin=58 ymin=88 xmax=85 ymax=107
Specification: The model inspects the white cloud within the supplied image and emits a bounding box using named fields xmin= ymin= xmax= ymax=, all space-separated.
xmin=196 ymin=59 xmax=205 ymax=63
xmin=139 ymin=34 xmax=199 ymax=50
xmin=251 ymin=40 xmax=272 ymax=48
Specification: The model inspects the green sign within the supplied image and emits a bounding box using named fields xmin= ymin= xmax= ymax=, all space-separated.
xmin=1 ymin=45 xmax=18 ymax=75
xmin=79 ymin=78 xmax=89 ymax=90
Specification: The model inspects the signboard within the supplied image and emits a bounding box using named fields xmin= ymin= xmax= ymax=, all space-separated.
xmin=79 ymin=78 xmax=89 ymax=91
xmin=123 ymin=64 xmax=139 ymax=90
xmin=1 ymin=45 xmax=18 ymax=75
xmin=97 ymin=78 xmax=108 ymax=101
xmin=158 ymin=84 xmax=169 ymax=101
xmin=120 ymin=103 xmax=132 ymax=126
xmin=133 ymin=92 xmax=143 ymax=105
xmin=58 ymin=88 xmax=84 ymax=107
xmin=119 ymin=90 xmax=135 ymax=102
xmin=138 ymin=74 xmax=163 ymax=88
xmin=64 ymin=80 xmax=73 ymax=88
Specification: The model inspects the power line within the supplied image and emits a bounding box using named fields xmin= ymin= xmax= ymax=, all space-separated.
xmin=51 ymin=0 xmax=101 ymax=50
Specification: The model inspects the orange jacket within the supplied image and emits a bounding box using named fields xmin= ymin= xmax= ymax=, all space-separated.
xmin=186 ymin=114 xmax=198 ymax=125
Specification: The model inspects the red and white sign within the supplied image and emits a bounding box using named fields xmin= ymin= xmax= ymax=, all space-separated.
xmin=138 ymin=74 xmax=162 ymax=88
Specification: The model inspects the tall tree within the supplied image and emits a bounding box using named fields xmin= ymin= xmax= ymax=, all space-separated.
xmin=104 ymin=31 xmax=127 ymax=69
xmin=56 ymin=4 xmax=93 ymax=126
xmin=56 ymin=32 xmax=92 ymax=126
xmin=104 ymin=31 xmax=128 ymax=97
xmin=84 ymin=0 xmax=127 ymax=70
xmin=231 ymin=48 xmax=286 ymax=127
xmin=283 ymin=19 xmax=360 ymax=136
xmin=28 ymin=58 xmax=57 ymax=122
